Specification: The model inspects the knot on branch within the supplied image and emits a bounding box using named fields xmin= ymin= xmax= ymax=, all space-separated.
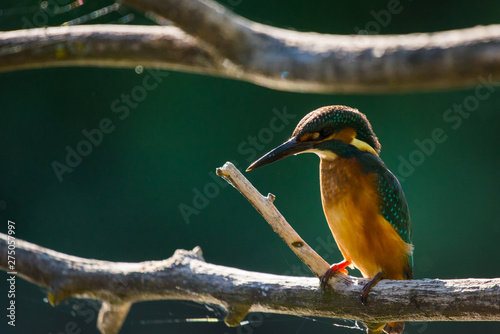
xmin=172 ymin=246 xmax=205 ymax=264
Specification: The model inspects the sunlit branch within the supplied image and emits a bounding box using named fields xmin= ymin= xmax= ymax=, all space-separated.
xmin=0 ymin=25 xmax=222 ymax=76
xmin=1 ymin=0 xmax=500 ymax=93
xmin=0 ymin=163 xmax=499 ymax=334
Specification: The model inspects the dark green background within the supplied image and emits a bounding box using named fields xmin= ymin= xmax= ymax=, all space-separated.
xmin=1 ymin=1 xmax=499 ymax=333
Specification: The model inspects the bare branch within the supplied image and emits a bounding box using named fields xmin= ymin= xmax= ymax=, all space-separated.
xmin=1 ymin=162 xmax=499 ymax=334
xmin=122 ymin=0 xmax=500 ymax=93
xmin=1 ymin=234 xmax=500 ymax=334
xmin=216 ymin=162 xmax=330 ymax=278
xmin=0 ymin=25 xmax=223 ymax=76
xmin=1 ymin=0 xmax=500 ymax=93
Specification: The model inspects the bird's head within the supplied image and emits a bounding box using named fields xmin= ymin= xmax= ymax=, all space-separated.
xmin=247 ymin=105 xmax=381 ymax=171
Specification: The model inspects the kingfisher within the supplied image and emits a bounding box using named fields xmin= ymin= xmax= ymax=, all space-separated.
xmin=247 ymin=105 xmax=413 ymax=334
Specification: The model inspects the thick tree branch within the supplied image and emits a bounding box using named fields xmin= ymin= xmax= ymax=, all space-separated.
xmin=122 ymin=0 xmax=500 ymax=93
xmin=1 ymin=162 xmax=499 ymax=334
xmin=1 ymin=0 xmax=500 ymax=93
xmin=1 ymin=234 xmax=500 ymax=334
xmin=0 ymin=25 xmax=222 ymax=76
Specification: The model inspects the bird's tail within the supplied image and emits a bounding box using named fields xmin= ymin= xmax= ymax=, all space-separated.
xmin=384 ymin=322 xmax=405 ymax=334
xmin=365 ymin=321 xmax=404 ymax=334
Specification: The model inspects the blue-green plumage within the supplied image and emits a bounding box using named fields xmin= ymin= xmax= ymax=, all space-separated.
xmin=354 ymin=153 xmax=412 ymax=242
xmin=354 ymin=151 xmax=414 ymax=279
xmin=294 ymin=106 xmax=413 ymax=267
xmin=295 ymin=106 xmax=381 ymax=153
xmin=377 ymin=170 xmax=411 ymax=244
xmin=374 ymin=161 xmax=413 ymax=278
xmin=247 ymin=105 xmax=414 ymax=333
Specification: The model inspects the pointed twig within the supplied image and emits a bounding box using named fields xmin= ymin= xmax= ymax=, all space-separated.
xmin=216 ymin=161 xmax=330 ymax=279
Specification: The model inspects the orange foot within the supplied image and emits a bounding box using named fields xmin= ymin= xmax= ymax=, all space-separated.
xmin=320 ymin=260 xmax=352 ymax=289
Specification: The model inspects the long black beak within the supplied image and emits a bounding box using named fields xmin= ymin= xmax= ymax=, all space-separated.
xmin=246 ymin=137 xmax=313 ymax=171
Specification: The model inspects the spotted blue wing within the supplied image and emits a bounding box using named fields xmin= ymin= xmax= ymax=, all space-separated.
xmin=376 ymin=169 xmax=412 ymax=245
xmin=358 ymin=153 xmax=413 ymax=277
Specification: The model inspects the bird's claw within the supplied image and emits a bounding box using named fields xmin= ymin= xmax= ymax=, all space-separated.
xmin=320 ymin=261 xmax=350 ymax=289
xmin=360 ymin=270 xmax=385 ymax=306
xmin=360 ymin=285 xmax=369 ymax=305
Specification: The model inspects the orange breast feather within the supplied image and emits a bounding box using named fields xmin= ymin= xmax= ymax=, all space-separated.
xmin=320 ymin=158 xmax=410 ymax=280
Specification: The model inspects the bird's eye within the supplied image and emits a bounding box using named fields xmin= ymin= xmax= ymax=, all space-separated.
xmin=320 ymin=127 xmax=334 ymax=137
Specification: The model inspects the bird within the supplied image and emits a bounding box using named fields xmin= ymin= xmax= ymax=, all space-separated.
xmin=246 ymin=105 xmax=413 ymax=334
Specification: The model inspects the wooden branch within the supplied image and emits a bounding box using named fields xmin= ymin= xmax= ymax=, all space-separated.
xmin=1 ymin=162 xmax=499 ymax=334
xmin=1 ymin=236 xmax=500 ymax=334
xmin=1 ymin=0 xmax=499 ymax=93
xmin=216 ymin=162 xmax=330 ymax=278
xmin=122 ymin=0 xmax=500 ymax=93
xmin=0 ymin=25 xmax=223 ymax=76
